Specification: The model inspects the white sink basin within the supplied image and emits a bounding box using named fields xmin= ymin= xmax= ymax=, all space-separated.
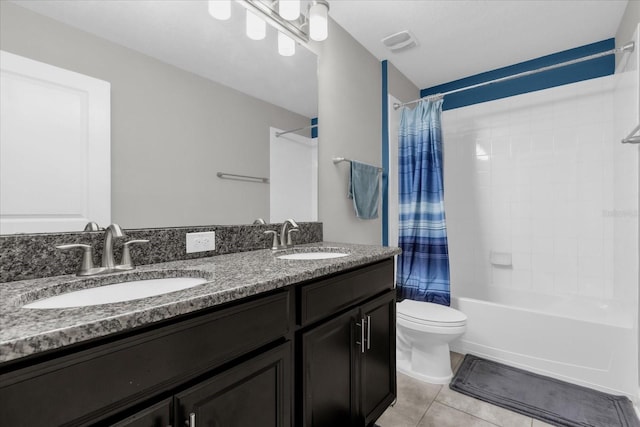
xmin=277 ymin=252 xmax=349 ymax=260
xmin=23 ymin=277 xmax=208 ymax=309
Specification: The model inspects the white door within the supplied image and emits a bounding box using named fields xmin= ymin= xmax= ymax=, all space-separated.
xmin=269 ymin=127 xmax=317 ymax=223
xmin=0 ymin=51 xmax=111 ymax=234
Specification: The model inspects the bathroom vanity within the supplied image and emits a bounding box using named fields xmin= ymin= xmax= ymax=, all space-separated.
xmin=0 ymin=243 xmax=399 ymax=427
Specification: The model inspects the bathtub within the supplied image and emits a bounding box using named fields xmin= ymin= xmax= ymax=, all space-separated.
xmin=450 ymin=288 xmax=637 ymax=398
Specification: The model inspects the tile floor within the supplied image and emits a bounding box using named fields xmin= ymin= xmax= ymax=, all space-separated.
xmin=376 ymin=352 xmax=556 ymax=427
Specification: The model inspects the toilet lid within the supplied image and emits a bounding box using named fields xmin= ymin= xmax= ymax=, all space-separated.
xmin=397 ymin=300 xmax=467 ymax=326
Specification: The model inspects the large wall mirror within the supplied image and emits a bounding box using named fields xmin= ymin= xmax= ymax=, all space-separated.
xmin=0 ymin=0 xmax=318 ymax=234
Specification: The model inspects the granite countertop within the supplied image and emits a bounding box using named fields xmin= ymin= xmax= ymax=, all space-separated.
xmin=0 ymin=242 xmax=400 ymax=363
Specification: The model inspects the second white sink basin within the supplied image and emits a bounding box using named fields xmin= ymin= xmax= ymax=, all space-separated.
xmin=277 ymin=252 xmax=349 ymax=260
xmin=23 ymin=277 xmax=208 ymax=309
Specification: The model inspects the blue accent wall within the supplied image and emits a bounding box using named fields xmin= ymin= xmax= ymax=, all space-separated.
xmin=311 ymin=117 xmax=318 ymax=138
xmin=421 ymin=39 xmax=615 ymax=111
xmin=381 ymin=60 xmax=389 ymax=246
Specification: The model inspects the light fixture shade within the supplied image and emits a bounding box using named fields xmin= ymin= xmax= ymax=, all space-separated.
xmin=279 ymin=0 xmax=300 ymax=21
xmin=246 ymin=9 xmax=266 ymax=40
xmin=278 ymin=32 xmax=296 ymax=56
xmin=208 ymin=0 xmax=231 ymax=20
xmin=309 ymin=1 xmax=328 ymax=41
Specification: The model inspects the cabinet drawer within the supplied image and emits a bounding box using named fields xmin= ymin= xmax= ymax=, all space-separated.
xmin=298 ymin=259 xmax=393 ymax=327
xmin=0 ymin=290 xmax=290 ymax=427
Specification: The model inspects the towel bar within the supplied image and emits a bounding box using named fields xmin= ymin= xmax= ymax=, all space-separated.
xmin=216 ymin=172 xmax=269 ymax=183
xmin=332 ymin=157 xmax=383 ymax=172
xmin=622 ymin=123 xmax=640 ymax=144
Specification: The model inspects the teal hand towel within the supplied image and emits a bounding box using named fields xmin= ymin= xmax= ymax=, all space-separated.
xmin=348 ymin=160 xmax=380 ymax=220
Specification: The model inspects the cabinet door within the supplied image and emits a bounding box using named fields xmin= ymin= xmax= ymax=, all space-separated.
xmin=111 ymin=398 xmax=172 ymax=427
xmin=359 ymin=290 xmax=396 ymax=425
xmin=301 ymin=308 xmax=359 ymax=427
xmin=175 ymin=342 xmax=291 ymax=427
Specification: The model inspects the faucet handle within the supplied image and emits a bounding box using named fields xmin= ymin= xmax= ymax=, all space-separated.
xmin=286 ymin=228 xmax=299 ymax=246
xmin=264 ymin=230 xmax=279 ymax=250
xmin=57 ymin=244 xmax=95 ymax=276
xmin=83 ymin=221 xmax=103 ymax=232
xmin=119 ymin=239 xmax=149 ymax=270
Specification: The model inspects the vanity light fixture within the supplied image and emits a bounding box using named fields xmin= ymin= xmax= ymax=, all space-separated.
xmin=208 ymin=0 xmax=231 ymax=20
xmin=208 ymin=0 xmax=330 ymax=55
xmin=246 ymin=8 xmax=267 ymax=40
xmin=309 ymin=0 xmax=328 ymax=41
xmin=279 ymin=0 xmax=300 ymax=21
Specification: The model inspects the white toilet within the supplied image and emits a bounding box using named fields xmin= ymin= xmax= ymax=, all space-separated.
xmin=396 ymin=299 xmax=467 ymax=384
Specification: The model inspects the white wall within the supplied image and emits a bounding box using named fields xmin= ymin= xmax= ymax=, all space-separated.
xmin=269 ymin=128 xmax=317 ymax=223
xmin=0 ymin=2 xmax=310 ymax=228
xmin=443 ymin=75 xmax=638 ymax=308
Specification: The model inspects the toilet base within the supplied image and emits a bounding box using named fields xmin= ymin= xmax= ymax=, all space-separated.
xmin=397 ymin=358 xmax=453 ymax=384
xmin=396 ymin=341 xmax=454 ymax=385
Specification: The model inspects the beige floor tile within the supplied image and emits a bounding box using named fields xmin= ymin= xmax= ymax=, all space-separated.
xmin=385 ymin=372 xmax=443 ymax=425
xmin=417 ymin=401 xmax=498 ymax=427
xmin=450 ymin=351 xmax=464 ymax=374
xmin=376 ymin=406 xmax=421 ymax=427
xmin=436 ymin=386 xmax=532 ymax=427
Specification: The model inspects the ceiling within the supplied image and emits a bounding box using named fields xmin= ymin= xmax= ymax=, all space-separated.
xmin=329 ymin=0 xmax=629 ymax=90
xmin=9 ymin=0 xmax=630 ymax=114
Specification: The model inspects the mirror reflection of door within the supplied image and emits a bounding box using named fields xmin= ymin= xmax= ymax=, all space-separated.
xmin=0 ymin=51 xmax=111 ymax=234
xmin=269 ymin=127 xmax=317 ymax=223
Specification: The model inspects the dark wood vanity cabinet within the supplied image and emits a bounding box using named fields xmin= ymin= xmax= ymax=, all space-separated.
xmin=0 ymin=258 xmax=395 ymax=427
xmin=111 ymin=399 xmax=173 ymax=427
xmin=299 ymin=259 xmax=396 ymax=427
xmin=175 ymin=342 xmax=291 ymax=427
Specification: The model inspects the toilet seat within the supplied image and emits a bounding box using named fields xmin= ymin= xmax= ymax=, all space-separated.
xmin=397 ymin=300 xmax=467 ymax=328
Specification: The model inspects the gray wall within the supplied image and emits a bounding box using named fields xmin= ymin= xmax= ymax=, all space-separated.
xmin=388 ymin=62 xmax=419 ymax=103
xmin=0 ymin=2 xmax=310 ymax=228
xmin=616 ymin=0 xmax=640 ymax=58
xmin=313 ymin=18 xmax=383 ymax=245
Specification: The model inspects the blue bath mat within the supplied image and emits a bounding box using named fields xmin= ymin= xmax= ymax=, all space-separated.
xmin=450 ymin=354 xmax=640 ymax=427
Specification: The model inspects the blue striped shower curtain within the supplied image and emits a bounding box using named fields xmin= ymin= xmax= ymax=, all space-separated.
xmin=396 ymin=99 xmax=451 ymax=306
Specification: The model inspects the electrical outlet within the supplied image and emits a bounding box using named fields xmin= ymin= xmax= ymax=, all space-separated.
xmin=186 ymin=231 xmax=216 ymax=253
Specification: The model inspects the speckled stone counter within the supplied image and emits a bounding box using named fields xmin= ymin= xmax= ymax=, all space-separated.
xmin=0 ymin=242 xmax=400 ymax=363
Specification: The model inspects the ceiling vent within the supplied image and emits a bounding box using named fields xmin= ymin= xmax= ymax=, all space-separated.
xmin=381 ymin=30 xmax=418 ymax=53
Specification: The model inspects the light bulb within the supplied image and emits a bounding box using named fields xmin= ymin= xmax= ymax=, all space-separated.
xmin=246 ymin=9 xmax=266 ymax=40
xmin=309 ymin=1 xmax=328 ymax=41
xmin=278 ymin=32 xmax=296 ymax=56
xmin=279 ymin=0 xmax=300 ymax=21
xmin=208 ymin=0 xmax=231 ymax=20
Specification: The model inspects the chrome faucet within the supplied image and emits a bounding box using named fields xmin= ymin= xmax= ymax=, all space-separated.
xmin=102 ymin=223 xmax=124 ymax=269
xmin=57 ymin=223 xmax=148 ymax=276
xmin=263 ymin=219 xmax=300 ymax=251
xmin=279 ymin=218 xmax=299 ymax=248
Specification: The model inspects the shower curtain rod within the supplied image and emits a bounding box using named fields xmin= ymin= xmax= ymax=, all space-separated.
xmin=276 ymin=124 xmax=318 ymax=137
xmin=393 ymin=41 xmax=636 ymax=110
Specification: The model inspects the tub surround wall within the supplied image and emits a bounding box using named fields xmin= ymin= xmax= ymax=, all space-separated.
xmin=0 ymin=222 xmax=323 ymax=283
xmin=444 ymin=75 xmax=634 ymax=302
